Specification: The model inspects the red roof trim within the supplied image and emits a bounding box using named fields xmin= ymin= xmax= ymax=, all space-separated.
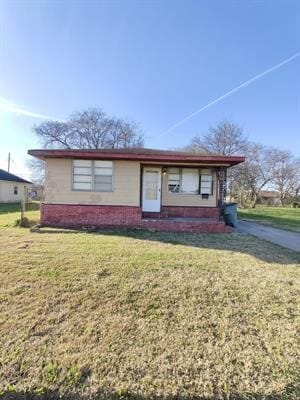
xmin=28 ymin=149 xmax=245 ymax=166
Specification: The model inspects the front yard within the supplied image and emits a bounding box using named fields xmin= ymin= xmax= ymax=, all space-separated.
xmin=0 ymin=202 xmax=40 ymax=228
xmin=238 ymin=206 xmax=300 ymax=232
xmin=0 ymin=207 xmax=299 ymax=399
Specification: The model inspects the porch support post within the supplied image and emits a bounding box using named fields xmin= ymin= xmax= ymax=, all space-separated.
xmin=218 ymin=167 xmax=227 ymax=207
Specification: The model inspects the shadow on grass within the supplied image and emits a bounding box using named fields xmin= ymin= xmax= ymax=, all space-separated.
xmin=0 ymin=202 xmax=40 ymax=214
xmin=1 ymin=385 xmax=300 ymax=400
xmin=34 ymin=227 xmax=300 ymax=265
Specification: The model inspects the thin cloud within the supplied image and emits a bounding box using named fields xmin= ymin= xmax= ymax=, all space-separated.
xmin=0 ymin=96 xmax=62 ymax=121
xmin=157 ymin=52 xmax=300 ymax=138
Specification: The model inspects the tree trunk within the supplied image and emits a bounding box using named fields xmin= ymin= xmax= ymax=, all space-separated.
xmin=251 ymin=192 xmax=258 ymax=208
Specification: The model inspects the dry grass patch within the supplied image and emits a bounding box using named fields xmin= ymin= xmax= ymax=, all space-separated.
xmin=0 ymin=227 xmax=299 ymax=399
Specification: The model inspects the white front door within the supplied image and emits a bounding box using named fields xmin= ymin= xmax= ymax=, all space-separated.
xmin=142 ymin=167 xmax=161 ymax=212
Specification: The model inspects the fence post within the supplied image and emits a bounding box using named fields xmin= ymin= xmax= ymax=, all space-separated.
xmin=20 ymin=186 xmax=26 ymax=221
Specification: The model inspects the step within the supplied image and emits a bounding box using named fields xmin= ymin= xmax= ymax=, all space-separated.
xmin=141 ymin=218 xmax=231 ymax=233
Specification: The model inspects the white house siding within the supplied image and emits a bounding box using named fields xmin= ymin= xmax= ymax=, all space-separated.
xmin=0 ymin=181 xmax=30 ymax=203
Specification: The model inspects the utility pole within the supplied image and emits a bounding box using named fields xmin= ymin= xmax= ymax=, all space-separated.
xmin=7 ymin=152 xmax=11 ymax=172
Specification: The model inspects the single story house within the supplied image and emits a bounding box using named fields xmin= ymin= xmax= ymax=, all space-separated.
xmin=0 ymin=169 xmax=33 ymax=203
xmin=259 ymin=190 xmax=281 ymax=206
xmin=28 ymin=148 xmax=245 ymax=232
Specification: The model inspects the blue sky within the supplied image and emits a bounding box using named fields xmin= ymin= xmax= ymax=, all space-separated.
xmin=0 ymin=0 xmax=299 ymax=178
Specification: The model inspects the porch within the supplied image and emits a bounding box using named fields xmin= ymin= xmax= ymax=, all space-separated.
xmin=141 ymin=216 xmax=231 ymax=233
xmin=140 ymin=163 xmax=229 ymax=232
xmin=141 ymin=206 xmax=230 ymax=232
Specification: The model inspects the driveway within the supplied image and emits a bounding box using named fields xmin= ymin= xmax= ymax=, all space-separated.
xmin=237 ymin=220 xmax=300 ymax=252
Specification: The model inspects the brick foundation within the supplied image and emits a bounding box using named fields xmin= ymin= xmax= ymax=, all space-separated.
xmin=40 ymin=203 xmax=229 ymax=233
xmin=41 ymin=203 xmax=142 ymax=228
xmin=162 ymin=206 xmax=220 ymax=219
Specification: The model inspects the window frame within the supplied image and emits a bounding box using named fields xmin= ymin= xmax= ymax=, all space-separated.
xmin=199 ymin=170 xmax=214 ymax=195
xmin=72 ymin=160 xmax=93 ymax=191
xmin=72 ymin=160 xmax=114 ymax=192
xmin=167 ymin=167 xmax=214 ymax=196
xmin=167 ymin=167 xmax=181 ymax=193
xmin=13 ymin=186 xmax=18 ymax=195
xmin=180 ymin=168 xmax=200 ymax=194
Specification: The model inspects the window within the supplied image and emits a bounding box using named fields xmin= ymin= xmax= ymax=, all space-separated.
xmin=167 ymin=168 xmax=213 ymax=195
xmin=145 ymin=171 xmax=159 ymax=200
xmin=94 ymin=161 xmax=113 ymax=192
xmin=14 ymin=186 xmax=18 ymax=195
xmin=167 ymin=168 xmax=180 ymax=193
xmin=73 ymin=160 xmax=113 ymax=192
xmin=181 ymin=168 xmax=199 ymax=194
xmin=200 ymin=170 xmax=213 ymax=195
xmin=73 ymin=160 xmax=92 ymax=190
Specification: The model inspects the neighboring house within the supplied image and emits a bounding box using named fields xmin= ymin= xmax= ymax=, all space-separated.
xmin=28 ymin=148 xmax=245 ymax=232
xmin=0 ymin=169 xmax=33 ymax=203
xmin=259 ymin=190 xmax=281 ymax=206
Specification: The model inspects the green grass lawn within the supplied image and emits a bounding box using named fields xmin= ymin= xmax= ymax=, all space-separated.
xmin=238 ymin=206 xmax=300 ymax=232
xmin=0 ymin=210 xmax=299 ymax=399
xmin=0 ymin=202 xmax=40 ymax=227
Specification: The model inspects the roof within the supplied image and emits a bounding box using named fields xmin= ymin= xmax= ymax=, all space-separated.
xmin=260 ymin=190 xmax=280 ymax=198
xmin=0 ymin=169 xmax=33 ymax=184
xmin=28 ymin=148 xmax=245 ymax=167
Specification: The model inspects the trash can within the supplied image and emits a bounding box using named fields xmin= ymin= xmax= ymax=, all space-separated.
xmin=222 ymin=202 xmax=238 ymax=227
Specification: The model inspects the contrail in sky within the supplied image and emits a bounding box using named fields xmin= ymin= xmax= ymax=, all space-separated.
xmin=157 ymin=52 xmax=300 ymax=138
xmin=0 ymin=96 xmax=61 ymax=121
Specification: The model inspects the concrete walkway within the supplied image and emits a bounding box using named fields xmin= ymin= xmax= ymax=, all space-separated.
xmin=237 ymin=220 xmax=300 ymax=252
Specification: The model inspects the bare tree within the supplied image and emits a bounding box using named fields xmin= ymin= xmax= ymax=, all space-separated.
xmin=34 ymin=121 xmax=71 ymax=149
xmin=270 ymin=151 xmax=300 ymax=205
xmin=189 ymin=120 xmax=300 ymax=208
xmin=33 ymin=107 xmax=144 ymax=150
xmin=234 ymin=144 xmax=283 ymax=208
xmin=190 ymin=120 xmax=248 ymax=155
xmin=294 ymin=160 xmax=300 ymax=202
xmin=26 ymin=158 xmax=45 ymax=185
xmin=29 ymin=108 xmax=143 ymax=183
xmin=188 ymin=120 xmax=248 ymax=201
xmin=107 ymin=118 xmax=144 ymax=149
